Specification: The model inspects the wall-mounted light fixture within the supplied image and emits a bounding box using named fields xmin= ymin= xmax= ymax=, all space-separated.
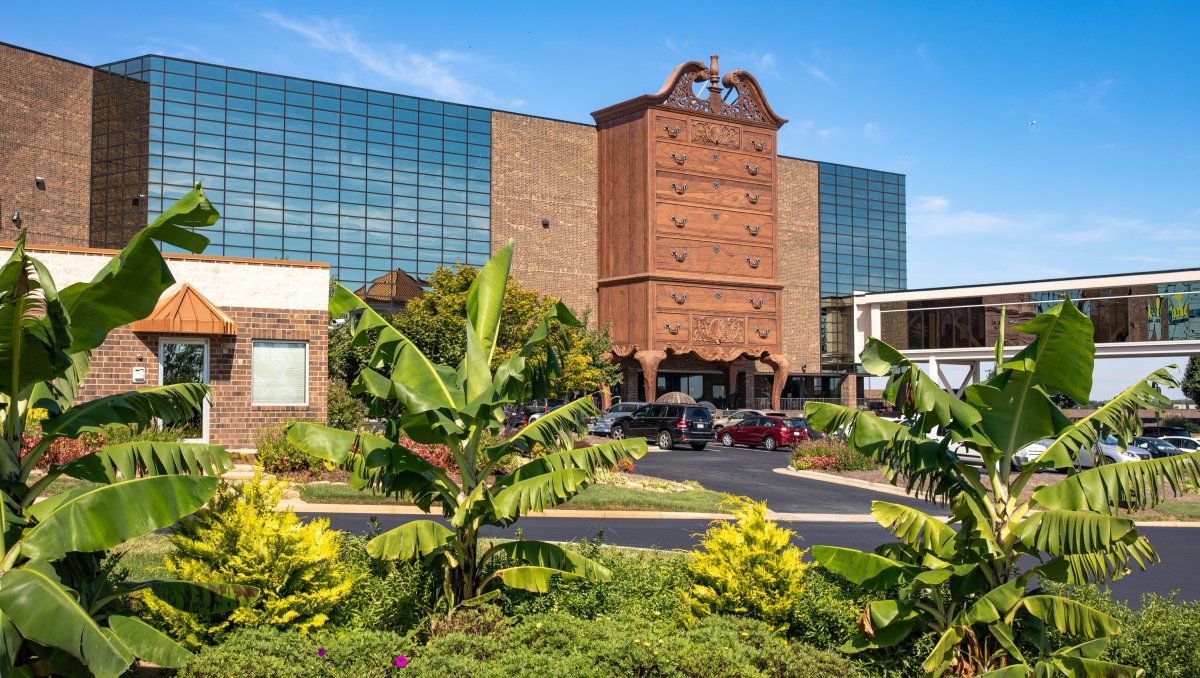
xmin=34 ymin=176 xmax=45 ymax=190
xmin=10 ymin=211 xmax=20 ymax=228
xmin=541 ymin=218 xmax=550 ymax=229
xmin=133 ymin=194 xmax=146 ymax=206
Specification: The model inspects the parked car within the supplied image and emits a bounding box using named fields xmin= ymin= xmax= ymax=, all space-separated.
xmin=719 ymin=416 xmax=809 ymax=451
xmin=1013 ymin=438 xmax=1058 ymax=467
xmin=1074 ymin=436 xmax=1150 ymax=468
xmin=1133 ymin=436 xmax=1186 ymax=458
xmin=713 ymin=409 xmax=763 ymax=432
xmin=610 ymin=404 xmax=715 ymax=451
xmin=588 ymin=401 xmax=645 ymax=436
xmin=505 ymin=399 xmax=568 ymax=428
xmin=1160 ymin=435 xmax=1200 ymax=452
xmin=1142 ymin=425 xmax=1192 ymax=438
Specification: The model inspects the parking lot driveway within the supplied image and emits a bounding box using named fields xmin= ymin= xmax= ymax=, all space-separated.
xmin=632 ymin=441 xmax=941 ymax=515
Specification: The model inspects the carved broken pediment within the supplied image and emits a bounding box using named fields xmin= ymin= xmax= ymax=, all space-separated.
xmin=591 ymin=54 xmax=788 ymax=128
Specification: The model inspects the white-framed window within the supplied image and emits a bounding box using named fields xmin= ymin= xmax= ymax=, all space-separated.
xmin=252 ymin=340 xmax=308 ymax=406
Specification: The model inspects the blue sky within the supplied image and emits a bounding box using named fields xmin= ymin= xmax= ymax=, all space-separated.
xmin=6 ymin=1 xmax=1198 ymax=398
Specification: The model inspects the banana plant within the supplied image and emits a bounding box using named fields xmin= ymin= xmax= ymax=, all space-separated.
xmin=806 ymin=300 xmax=1191 ymax=677
xmin=289 ymin=241 xmax=646 ymax=608
xmin=0 ymin=186 xmax=261 ymax=678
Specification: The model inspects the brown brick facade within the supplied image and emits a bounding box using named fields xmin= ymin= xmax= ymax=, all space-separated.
xmin=76 ymin=307 xmax=329 ymax=449
xmin=776 ymin=157 xmax=822 ymax=374
xmin=0 ymin=43 xmax=92 ymax=246
xmin=490 ymin=111 xmax=599 ymax=316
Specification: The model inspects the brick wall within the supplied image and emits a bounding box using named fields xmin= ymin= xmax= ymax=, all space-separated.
xmin=77 ymin=307 xmax=329 ymax=449
xmin=0 ymin=44 xmax=93 ymax=246
xmin=776 ymin=156 xmax=822 ymax=374
xmin=491 ymin=111 xmax=599 ymax=316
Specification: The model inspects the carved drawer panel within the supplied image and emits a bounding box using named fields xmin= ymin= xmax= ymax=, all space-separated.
xmin=653 ymin=282 xmax=778 ymax=315
xmin=689 ymin=314 xmax=747 ymax=346
xmin=654 ymin=171 xmax=774 ymax=213
xmin=654 ymin=236 xmax=775 ymax=279
xmin=654 ymin=202 xmax=773 ymax=243
xmin=687 ymin=118 xmax=743 ymax=149
xmin=741 ymin=127 xmax=776 ymax=155
xmin=655 ymin=114 xmax=689 ymax=142
xmin=655 ymin=312 xmax=689 ymax=341
xmin=654 ymin=141 xmax=774 ymax=180
xmin=746 ymin=317 xmax=780 ymax=348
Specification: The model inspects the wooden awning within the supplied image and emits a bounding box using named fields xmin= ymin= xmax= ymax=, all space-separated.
xmin=130 ymin=283 xmax=237 ymax=335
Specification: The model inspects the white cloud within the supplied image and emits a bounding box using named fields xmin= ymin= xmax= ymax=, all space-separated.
xmin=802 ymin=62 xmax=833 ymax=85
xmin=816 ymin=126 xmax=843 ymax=140
xmin=261 ymin=11 xmax=498 ymax=103
xmin=862 ymin=121 xmax=884 ymax=141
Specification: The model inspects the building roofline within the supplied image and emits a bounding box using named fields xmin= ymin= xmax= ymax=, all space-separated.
xmin=860 ymin=267 xmax=1200 ymax=300
xmin=778 ymin=153 xmax=908 ymax=178
xmin=97 ymin=51 xmax=596 ymax=129
xmin=0 ymin=41 xmax=94 ymax=69
xmin=0 ymin=241 xmax=329 ymax=270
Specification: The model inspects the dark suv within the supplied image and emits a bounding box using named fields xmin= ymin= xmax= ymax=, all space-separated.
xmin=609 ymin=404 xmax=714 ymax=451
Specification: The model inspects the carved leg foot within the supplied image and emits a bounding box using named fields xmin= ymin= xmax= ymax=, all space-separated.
xmin=634 ymin=350 xmax=667 ymax=404
xmin=761 ymin=353 xmax=790 ymax=411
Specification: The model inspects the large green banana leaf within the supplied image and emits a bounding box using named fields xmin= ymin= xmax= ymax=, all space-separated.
xmin=492 ymin=566 xmax=585 ymax=593
xmin=107 ymin=615 xmax=191 ymax=668
xmin=286 ymin=421 xmax=358 ymax=465
xmin=40 ymin=383 xmax=209 ymax=436
xmin=998 ymin=299 xmax=1094 ymax=407
xmin=871 ymin=500 xmax=956 ymax=555
xmin=861 ymin=338 xmax=982 ymax=429
xmin=58 ymin=184 xmax=218 ymax=354
xmin=367 ymin=519 xmax=456 ymax=561
xmin=1032 ymin=451 xmax=1200 ymax=515
xmin=1015 ymin=509 xmax=1136 ymax=556
xmin=0 ymin=236 xmax=74 ymax=400
xmin=121 ymin=580 xmax=262 ymax=614
xmin=21 ymin=475 xmax=218 ymax=560
xmin=488 ymin=540 xmax=611 ymax=582
xmin=486 ymin=396 xmax=598 ymax=461
xmin=0 ymin=561 xmax=131 ymax=678
xmin=28 ymin=351 xmax=90 ymax=416
xmin=1053 ymin=534 xmax=1157 ymax=585
xmin=491 ymin=438 xmax=647 ymax=489
xmin=811 ymin=545 xmax=912 ymax=591
xmin=491 ymin=467 xmax=590 ymax=521
xmin=465 ymin=240 xmax=511 ymax=366
xmin=1021 ymin=595 xmax=1120 ymax=638
xmin=57 ymin=441 xmax=232 ymax=483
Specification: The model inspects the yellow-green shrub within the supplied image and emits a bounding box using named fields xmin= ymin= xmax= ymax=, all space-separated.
xmin=688 ymin=498 xmax=811 ymax=633
xmin=142 ymin=471 xmax=359 ymax=648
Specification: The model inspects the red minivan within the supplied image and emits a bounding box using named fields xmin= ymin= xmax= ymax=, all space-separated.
xmin=719 ymin=416 xmax=809 ymax=451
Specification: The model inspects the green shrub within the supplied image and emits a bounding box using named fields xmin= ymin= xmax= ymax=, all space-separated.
xmin=327 ymin=379 xmax=367 ymax=431
xmin=254 ymin=419 xmax=322 ymax=473
xmin=790 ymin=438 xmax=877 ymax=471
xmin=1037 ymin=583 xmax=1200 ymax=677
xmin=180 ymin=627 xmax=412 ymax=678
xmin=502 ymin=538 xmax=692 ymax=620
xmin=334 ymin=533 xmax=439 ymax=633
xmin=141 ymin=472 xmax=359 ymax=648
xmin=1160 ymin=414 xmax=1200 ymax=434
xmin=688 ymin=498 xmax=810 ymax=633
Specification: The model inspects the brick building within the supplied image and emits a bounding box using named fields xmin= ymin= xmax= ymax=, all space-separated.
xmin=0 ymin=41 xmax=907 ymax=417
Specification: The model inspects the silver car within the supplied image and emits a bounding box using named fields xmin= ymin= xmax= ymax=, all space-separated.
xmin=1160 ymin=436 xmax=1200 ymax=452
xmin=588 ymin=402 xmax=645 ymax=436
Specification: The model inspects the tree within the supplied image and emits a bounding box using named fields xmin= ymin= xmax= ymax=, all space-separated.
xmin=288 ymin=242 xmax=646 ymax=609
xmin=806 ymin=301 xmax=1196 ymax=676
xmin=389 ymin=265 xmax=621 ymax=398
xmin=0 ymin=186 xmax=260 ymax=677
xmin=1182 ymin=356 xmax=1200 ymax=408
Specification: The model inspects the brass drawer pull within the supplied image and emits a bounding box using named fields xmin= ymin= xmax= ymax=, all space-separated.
xmin=744 ymin=192 xmax=761 ymax=204
xmin=664 ymin=322 xmax=683 ymax=335
xmin=748 ymin=297 xmax=765 ymax=310
xmin=712 ymin=212 xmax=721 ymax=220
xmin=671 ymin=182 xmax=688 ymax=195
xmin=712 ymin=152 xmax=721 ymax=160
xmin=714 ymin=291 xmax=723 ymax=299
xmin=749 ymin=139 xmax=765 ymax=152
xmin=671 ymin=249 xmax=688 ymax=262
xmin=663 ymin=125 xmax=681 ymax=138
xmin=713 ymin=244 xmax=721 ymax=253
xmin=745 ymin=256 xmax=761 ymax=269
xmin=670 ymin=152 xmax=688 ymax=165
xmin=670 ymin=291 xmax=688 ymax=304
xmin=669 ymin=215 xmax=688 ymax=227
xmin=744 ymin=224 xmax=761 ymax=236
xmin=754 ymin=327 xmax=771 ymax=339
xmin=744 ymin=163 xmax=761 ymax=176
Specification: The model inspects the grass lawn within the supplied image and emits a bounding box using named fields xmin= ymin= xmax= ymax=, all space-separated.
xmin=34 ymin=475 xmax=102 ymax=496
xmin=1137 ymin=497 xmax=1200 ymax=522
xmin=298 ymin=481 xmax=727 ymax=513
xmin=111 ymin=533 xmax=172 ymax=580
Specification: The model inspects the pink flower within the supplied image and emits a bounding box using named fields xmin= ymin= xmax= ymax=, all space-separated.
xmin=317 ymin=647 xmax=326 ymax=658
xmin=395 ymin=655 xmax=408 ymax=667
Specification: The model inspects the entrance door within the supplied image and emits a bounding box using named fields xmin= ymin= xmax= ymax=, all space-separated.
xmin=159 ymin=338 xmax=209 ymax=442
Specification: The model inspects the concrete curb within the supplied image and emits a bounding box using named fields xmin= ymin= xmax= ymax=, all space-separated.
xmin=773 ymin=466 xmax=913 ymax=498
xmin=278 ymin=499 xmax=733 ymax=521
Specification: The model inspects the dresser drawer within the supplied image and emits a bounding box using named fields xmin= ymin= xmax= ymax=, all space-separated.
xmin=741 ymin=127 xmax=776 ymax=156
xmin=655 ymin=171 xmax=774 ymax=213
xmin=653 ymin=282 xmax=778 ymax=315
xmin=654 ymin=202 xmax=773 ymax=243
xmin=654 ymin=141 xmax=775 ymax=180
xmin=746 ymin=317 xmax=779 ymax=348
xmin=655 ymin=114 xmax=689 ymax=142
xmin=655 ymin=312 xmax=689 ymax=341
xmin=687 ymin=118 xmax=744 ymax=149
xmin=654 ymin=236 xmax=775 ymax=279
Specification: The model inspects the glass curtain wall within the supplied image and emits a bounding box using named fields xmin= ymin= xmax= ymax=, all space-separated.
xmin=92 ymin=55 xmax=493 ymax=293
